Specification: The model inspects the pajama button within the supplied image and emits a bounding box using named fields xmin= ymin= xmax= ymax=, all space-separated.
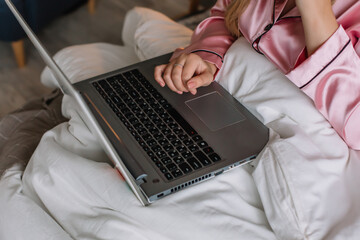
xmin=264 ymin=23 xmax=273 ymax=31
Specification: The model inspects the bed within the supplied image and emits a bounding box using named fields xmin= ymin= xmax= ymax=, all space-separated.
xmin=0 ymin=7 xmax=359 ymax=240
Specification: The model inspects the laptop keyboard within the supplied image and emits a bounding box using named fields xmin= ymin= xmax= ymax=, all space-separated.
xmin=92 ymin=69 xmax=221 ymax=181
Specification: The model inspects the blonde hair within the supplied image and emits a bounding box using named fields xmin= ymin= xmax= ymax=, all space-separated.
xmin=224 ymin=0 xmax=250 ymax=37
xmin=225 ymin=0 xmax=337 ymax=38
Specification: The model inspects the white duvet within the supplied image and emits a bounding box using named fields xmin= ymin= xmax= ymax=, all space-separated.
xmin=1 ymin=7 xmax=360 ymax=240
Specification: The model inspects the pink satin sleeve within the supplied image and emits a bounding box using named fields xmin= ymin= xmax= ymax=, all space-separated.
xmin=287 ymin=26 xmax=360 ymax=150
xmin=171 ymin=0 xmax=235 ymax=70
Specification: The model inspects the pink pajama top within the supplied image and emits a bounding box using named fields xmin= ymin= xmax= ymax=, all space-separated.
xmin=173 ymin=0 xmax=360 ymax=150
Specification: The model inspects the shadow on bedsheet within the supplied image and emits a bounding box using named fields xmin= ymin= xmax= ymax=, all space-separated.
xmin=0 ymin=90 xmax=67 ymax=177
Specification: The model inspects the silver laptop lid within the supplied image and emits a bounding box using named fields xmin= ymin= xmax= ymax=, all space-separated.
xmin=5 ymin=0 xmax=150 ymax=206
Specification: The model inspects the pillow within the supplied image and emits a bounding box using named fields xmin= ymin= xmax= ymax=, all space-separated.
xmin=40 ymin=43 xmax=139 ymax=88
xmin=123 ymin=7 xmax=193 ymax=61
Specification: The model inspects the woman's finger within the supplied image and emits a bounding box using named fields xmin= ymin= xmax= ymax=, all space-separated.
xmin=171 ymin=57 xmax=189 ymax=92
xmin=181 ymin=54 xmax=213 ymax=93
xmin=163 ymin=63 xmax=183 ymax=94
xmin=154 ymin=64 xmax=167 ymax=87
xmin=186 ymin=71 xmax=213 ymax=95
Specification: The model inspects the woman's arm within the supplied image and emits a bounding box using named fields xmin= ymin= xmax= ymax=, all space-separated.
xmin=154 ymin=0 xmax=234 ymax=95
xmin=289 ymin=1 xmax=360 ymax=149
xmin=295 ymin=0 xmax=339 ymax=56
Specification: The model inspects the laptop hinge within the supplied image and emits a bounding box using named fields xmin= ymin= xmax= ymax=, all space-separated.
xmin=136 ymin=174 xmax=147 ymax=186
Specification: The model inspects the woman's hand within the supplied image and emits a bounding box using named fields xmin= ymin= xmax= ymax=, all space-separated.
xmin=154 ymin=53 xmax=217 ymax=95
xmin=295 ymin=0 xmax=339 ymax=56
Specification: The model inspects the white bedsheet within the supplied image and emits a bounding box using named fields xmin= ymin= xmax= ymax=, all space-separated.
xmin=1 ymin=7 xmax=360 ymax=240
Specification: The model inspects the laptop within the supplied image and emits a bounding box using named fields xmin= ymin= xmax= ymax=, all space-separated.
xmin=6 ymin=0 xmax=269 ymax=206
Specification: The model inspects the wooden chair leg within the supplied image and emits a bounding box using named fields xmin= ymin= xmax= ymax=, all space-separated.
xmin=11 ymin=40 xmax=25 ymax=68
xmin=189 ymin=0 xmax=200 ymax=14
xmin=88 ymin=0 xmax=96 ymax=14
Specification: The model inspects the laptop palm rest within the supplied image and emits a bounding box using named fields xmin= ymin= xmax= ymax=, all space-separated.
xmin=185 ymin=91 xmax=245 ymax=132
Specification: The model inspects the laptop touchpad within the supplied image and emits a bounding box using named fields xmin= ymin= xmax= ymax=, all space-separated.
xmin=185 ymin=92 xmax=245 ymax=131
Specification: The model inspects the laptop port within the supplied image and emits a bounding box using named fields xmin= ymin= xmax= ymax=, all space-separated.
xmin=214 ymin=170 xmax=224 ymax=176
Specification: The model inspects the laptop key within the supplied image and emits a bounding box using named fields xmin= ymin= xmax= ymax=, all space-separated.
xmin=116 ymin=102 xmax=126 ymax=109
xmin=179 ymin=134 xmax=188 ymax=141
xmin=158 ymin=98 xmax=168 ymax=105
xmin=166 ymin=134 xmax=176 ymax=141
xmin=138 ymin=128 xmax=147 ymax=136
xmin=164 ymin=172 xmax=173 ymax=181
xmin=167 ymin=163 xmax=177 ymax=172
xmin=163 ymin=144 xmax=173 ymax=152
xmin=150 ymin=156 xmax=158 ymax=162
xmin=198 ymin=141 xmax=208 ymax=148
xmin=164 ymin=117 xmax=173 ymax=124
xmin=124 ymin=112 xmax=135 ymax=119
xmin=187 ymin=157 xmax=202 ymax=170
xmin=127 ymin=100 xmax=137 ymax=108
xmin=123 ymin=121 xmax=131 ymax=128
xmin=169 ymin=123 xmax=178 ymax=129
xmin=99 ymin=80 xmax=111 ymax=90
xmin=148 ymin=86 xmax=157 ymax=94
xmin=171 ymin=139 xmax=181 ymax=147
xmin=158 ymin=138 xmax=169 ymax=147
xmin=129 ymin=90 xmax=139 ymax=99
xmin=111 ymin=96 xmax=121 ymax=104
xmin=120 ymin=107 xmax=130 ymax=114
xmin=179 ymin=163 xmax=192 ymax=174
xmin=153 ymin=118 xmax=162 ymax=125
xmin=188 ymin=144 xmax=199 ymax=152
xmin=138 ymin=140 xmax=146 ymax=147
xmin=183 ymin=139 xmax=194 ymax=146
xmin=147 ymin=139 xmax=157 ymax=147
xmin=173 ymin=156 xmax=184 ymax=164
xmin=209 ymin=153 xmax=221 ymax=162
xmin=203 ymin=147 xmax=214 ymax=154
xmin=134 ymin=135 xmax=141 ymax=142
xmin=151 ymin=144 xmax=161 ymax=152
xmin=156 ymin=151 xmax=167 ymax=158
xmin=161 ymin=157 xmax=172 ymax=165
xmin=171 ymin=169 xmax=183 ymax=178
xmin=133 ymin=123 xmax=143 ymax=130
xmin=147 ymin=151 xmax=155 ymax=158
xmin=143 ymin=134 xmax=152 ymax=141
xmin=140 ymin=91 xmax=150 ymax=99
xmin=162 ymin=103 xmax=172 ymax=110
xmin=162 ymin=129 xmax=171 ymax=136
xmin=153 ymin=133 xmax=163 ymax=141
xmin=176 ymin=145 xmax=186 ymax=153
xmin=182 ymin=151 xmax=192 ymax=159
xmin=173 ymin=127 xmax=183 ymax=135
xmin=154 ymin=161 xmax=163 ymax=168
xmin=149 ymin=127 xmax=158 ymax=135
xmin=153 ymin=92 xmax=162 ymax=100
xmin=158 ymin=122 xmax=167 ymax=130
xmin=104 ymin=97 xmax=111 ymax=104
xmin=168 ymin=150 xmax=179 ymax=158
xmin=129 ymin=118 xmax=139 ymax=125
xmin=194 ymin=151 xmax=211 ymax=166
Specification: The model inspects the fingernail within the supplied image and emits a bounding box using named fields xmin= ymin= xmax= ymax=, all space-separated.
xmin=157 ymin=81 xmax=164 ymax=87
xmin=177 ymin=91 xmax=183 ymax=94
xmin=190 ymin=89 xmax=197 ymax=95
xmin=187 ymin=82 xmax=195 ymax=89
